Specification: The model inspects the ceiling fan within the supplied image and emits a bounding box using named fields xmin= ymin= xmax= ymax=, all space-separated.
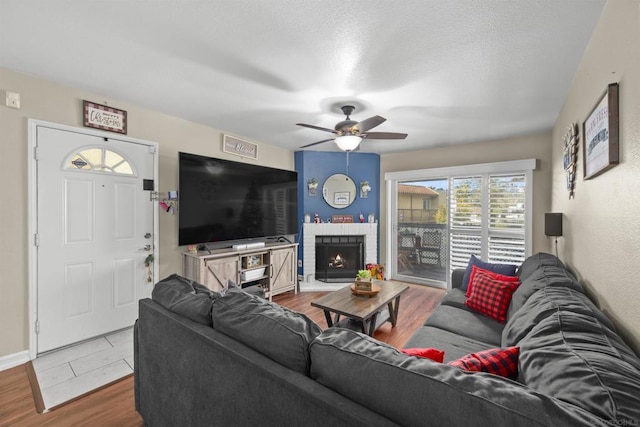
xmin=297 ymin=105 xmax=408 ymax=151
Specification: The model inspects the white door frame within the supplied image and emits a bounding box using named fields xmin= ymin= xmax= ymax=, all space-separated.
xmin=27 ymin=119 xmax=160 ymax=359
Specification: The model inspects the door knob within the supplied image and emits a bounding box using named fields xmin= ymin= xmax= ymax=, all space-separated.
xmin=140 ymin=244 xmax=151 ymax=251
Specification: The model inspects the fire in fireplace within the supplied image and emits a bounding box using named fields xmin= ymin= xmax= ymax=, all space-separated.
xmin=315 ymin=235 xmax=364 ymax=282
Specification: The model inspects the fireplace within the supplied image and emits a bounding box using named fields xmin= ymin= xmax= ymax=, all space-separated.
xmin=315 ymin=235 xmax=364 ymax=282
xmin=301 ymin=223 xmax=377 ymax=290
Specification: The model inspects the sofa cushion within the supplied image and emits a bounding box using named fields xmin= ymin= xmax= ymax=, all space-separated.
xmin=516 ymin=252 xmax=565 ymax=282
xmin=310 ymin=328 xmax=603 ymax=427
xmin=507 ymin=265 xmax=583 ymax=320
xmin=466 ymin=268 xmax=520 ymax=323
xmin=461 ymin=254 xmax=517 ymax=291
xmin=448 ymin=347 xmax=519 ymax=380
xmin=438 ymin=288 xmax=467 ymax=310
xmin=518 ymin=287 xmax=640 ymax=423
xmin=401 ymin=347 xmax=445 ymax=362
xmin=503 ymin=286 xmax=616 ymax=347
xmin=404 ymin=326 xmax=498 ymax=363
xmin=425 ymin=305 xmax=503 ymax=346
xmin=211 ymin=288 xmax=322 ymax=375
xmin=151 ymin=274 xmax=219 ymax=326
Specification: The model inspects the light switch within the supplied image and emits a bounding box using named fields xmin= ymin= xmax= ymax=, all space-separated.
xmin=5 ymin=91 xmax=20 ymax=109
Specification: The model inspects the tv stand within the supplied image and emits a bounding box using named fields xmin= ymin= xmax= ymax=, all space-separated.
xmin=182 ymin=242 xmax=298 ymax=301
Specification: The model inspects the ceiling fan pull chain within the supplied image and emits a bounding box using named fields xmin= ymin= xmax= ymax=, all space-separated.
xmin=346 ymin=150 xmax=350 ymax=175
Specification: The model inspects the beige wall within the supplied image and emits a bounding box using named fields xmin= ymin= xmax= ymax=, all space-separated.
xmin=380 ymin=132 xmax=553 ymax=268
xmin=0 ymin=67 xmax=294 ymax=357
xmin=551 ymin=0 xmax=640 ymax=353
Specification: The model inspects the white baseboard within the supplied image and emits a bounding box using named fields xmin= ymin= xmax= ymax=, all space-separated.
xmin=0 ymin=350 xmax=30 ymax=372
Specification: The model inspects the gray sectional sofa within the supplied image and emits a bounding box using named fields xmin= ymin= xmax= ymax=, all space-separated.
xmin=134 ymin=253 xmax=640 ymax=426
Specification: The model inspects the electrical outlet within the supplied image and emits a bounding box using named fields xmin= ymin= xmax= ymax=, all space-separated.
xmin=5 ymin=91 xmax=21 ymax=109
xmin=297 ymin=260 xmax=302 ymax=267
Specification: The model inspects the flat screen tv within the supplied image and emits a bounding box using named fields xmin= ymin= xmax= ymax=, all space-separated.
xmin=178 ymin=152 xmax=298 ymax=246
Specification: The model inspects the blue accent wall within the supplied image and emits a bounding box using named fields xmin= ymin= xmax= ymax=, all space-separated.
xmin=294 ymin=151 xmax=380 ymax=275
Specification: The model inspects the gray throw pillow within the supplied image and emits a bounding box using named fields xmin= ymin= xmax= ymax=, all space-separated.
xmin=152 ymin=273 xmax=219 ymax=326
xmin=211 ymin=289 xmax=321 ymax=375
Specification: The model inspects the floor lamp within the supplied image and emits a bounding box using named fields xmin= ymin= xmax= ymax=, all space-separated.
xmin=545 ymin=213 xmax=563 ymax=258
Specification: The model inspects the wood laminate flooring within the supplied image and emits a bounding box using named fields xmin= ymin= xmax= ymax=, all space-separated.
xmin=0 ymin=281 xmax=444 ymax=426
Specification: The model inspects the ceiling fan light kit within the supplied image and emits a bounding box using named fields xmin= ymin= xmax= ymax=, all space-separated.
xmin=335 ymin=135 xmax=362 ymax=151
xmin=297 ymin=105 xmax=408 ymax=151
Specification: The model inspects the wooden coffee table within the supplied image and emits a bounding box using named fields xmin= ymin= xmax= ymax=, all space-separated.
xmin=310 ymin=281 xmax=410 ymax=336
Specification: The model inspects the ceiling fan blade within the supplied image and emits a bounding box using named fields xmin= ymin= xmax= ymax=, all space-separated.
xmin=296 ymin=123 xmax=336 ymax=133
xmin=300 ymin=138 xmax=335 ymax=148
xmin=353 ymin=115 xmax=386 ymax=133
xmin=362 ymin=132 xmax=408 ymax=140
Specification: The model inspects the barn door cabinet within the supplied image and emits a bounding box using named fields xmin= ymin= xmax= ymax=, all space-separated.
xmin=182 ymin=243 xmax=298 ymax=300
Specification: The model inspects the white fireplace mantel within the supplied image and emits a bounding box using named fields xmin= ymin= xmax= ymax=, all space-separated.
xmin=301 ymin=223 xmax=378 ymax=290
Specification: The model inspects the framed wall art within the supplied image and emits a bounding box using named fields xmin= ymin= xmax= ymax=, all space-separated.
xmin=83 ymin=100 xmax=127 ymax=134
xmin=582 ymin=83 xmax=619 ymax=180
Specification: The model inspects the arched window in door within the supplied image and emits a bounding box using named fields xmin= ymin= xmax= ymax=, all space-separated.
xmin=64 ymin=147 xmax=135 ymax=175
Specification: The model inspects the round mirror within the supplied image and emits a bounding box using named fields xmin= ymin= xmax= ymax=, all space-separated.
xmin=322 ymin=174 xmax=357 ymax=209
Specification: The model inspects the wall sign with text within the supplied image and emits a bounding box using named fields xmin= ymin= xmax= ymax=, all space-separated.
xmin=222 ymin=134 xmax=258 ymax=160
xmin=582 ymin=83 xmax=619 ymax=180
xmin=83 ymin=100 xmax=127 ymax=134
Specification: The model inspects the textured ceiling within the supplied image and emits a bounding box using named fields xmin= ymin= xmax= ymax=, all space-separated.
xmin=0 ymin=0 xmax=606 ymax=154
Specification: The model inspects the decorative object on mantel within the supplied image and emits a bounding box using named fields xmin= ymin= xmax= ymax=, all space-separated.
xmin=304 ymin=213 xmax=311 ymax=223
xmin=563 ymin=123 xmax=579 ymax=199
xmin=222 ymin=134 xmax=258 ymax=160
xmin=360 ymin=181 xmax=371 ymax=198
xmin=331 ymin=214 xmax=354 ymax=223
xmin=83 ymin=100 xmax=127 ymax=134
xmin=307 ymin=178 xmax=318 ymax=196
xmin=583 ymin=82 xmax=619 ymax=180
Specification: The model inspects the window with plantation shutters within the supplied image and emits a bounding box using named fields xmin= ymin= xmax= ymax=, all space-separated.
xmin=450 ymin=176 xmax=482 ymax=270
xmin=449 ymin=173 xmax=527 ymax=270
xmin=386 ymin=158 xmax=534 ymax=287
xmin=488 ymin=174 xmax=526 ymax=264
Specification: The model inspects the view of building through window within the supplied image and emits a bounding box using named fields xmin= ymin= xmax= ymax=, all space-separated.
xmin=397 ymin=179 xmax=449 ymax=283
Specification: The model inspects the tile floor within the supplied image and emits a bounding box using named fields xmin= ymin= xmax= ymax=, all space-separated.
xmin=299 ymin=279 xmax=350 ymax=292
xmin=32 ymin=327 xmax=134 ymax=411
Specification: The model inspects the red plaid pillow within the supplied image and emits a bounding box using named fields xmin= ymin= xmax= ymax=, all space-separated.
xmin=401 ymin=347 xmax=445 ymax=363
xmin=466 ymin=265 xmax=519 ymax=298
xmin=448 ymin=347 xmax=519 ymax=379
xmin=465 ymin=267 xmax=520 ymax=323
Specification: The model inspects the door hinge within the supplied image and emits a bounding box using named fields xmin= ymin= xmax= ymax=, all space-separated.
xmin=33 ymin=147 xmax=39 ymax=161
xmin=35 ymin=320 xmax=40 ymax=335
xmin=34 ymin=233 xmax=40 ymax=247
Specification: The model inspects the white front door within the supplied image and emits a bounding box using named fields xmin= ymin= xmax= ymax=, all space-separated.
xmin=35 ymin=125 xmax=156 ymax=353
